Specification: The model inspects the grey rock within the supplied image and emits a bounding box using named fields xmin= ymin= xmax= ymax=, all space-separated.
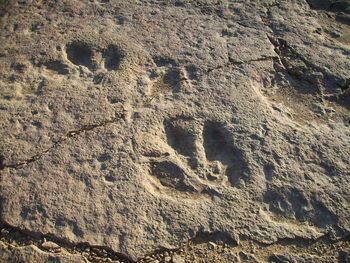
xmin=310 ymin=102 xmax=326 ymax=115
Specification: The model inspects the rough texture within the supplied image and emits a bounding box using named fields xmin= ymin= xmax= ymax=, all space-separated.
xmin=0 ymin=0 xmax=349 ymax=262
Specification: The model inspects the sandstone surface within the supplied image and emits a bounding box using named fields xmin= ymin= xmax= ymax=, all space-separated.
xmin=0 ymin=0 xmax=350 ymax=262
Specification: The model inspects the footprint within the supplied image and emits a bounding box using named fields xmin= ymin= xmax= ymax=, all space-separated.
xmin=43 ymin=60 xmax=70 ymax=75
xmin=203 ymin=121 xmax=230 ymax=162
xmin=66 ymin=41 xmax=96 ymax=70
xmin=147 ymin=68 xmax=183 ymax=100
xmin=102 ymin=44 xmax=124 ymax=71
xmin=151 ymin=56 xmax=183 ymax=94
xmin=11 ymin=62 xmax=27 ymax=73
xmin=144 ymin=118 xmax=249 ymax=196
xmin=162 ymin=68 xmax=182 ymax=92
xmin=263 ymin=187 xmax=338 ymax=228
xmin=185 ymin=64 xmax=200 ymax=81
xmin=163 ymin=69 xmax=180 ymax=85
xmin=149 ymin=161 xmax=198 ymax=193
xmin=164 ymin=117 xmax=198 ymax=168
xmin=203 ymin=121 xmax=249 ymax=187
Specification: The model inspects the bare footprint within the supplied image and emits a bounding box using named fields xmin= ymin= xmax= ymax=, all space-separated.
xmin=202 ymin=121 xmax=249 ymax=187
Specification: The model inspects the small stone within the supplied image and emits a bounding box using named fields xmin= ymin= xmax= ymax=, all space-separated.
xmin=310 ymin=102 xmax=326 ymax=115
xmin=234 ymin=233 xmax=240 ymax=245
xmin=330 ymin=30 xmax=342 ymax=38
xmin=239 ymin=251 xmax=258 ymax=262
xmin=164 ymin=256 xmax=172 ymax=262
xmin=41 ymin=241 xmax=61 ymax=252
xmin=208 ymin=242 xmax=217 ymax=250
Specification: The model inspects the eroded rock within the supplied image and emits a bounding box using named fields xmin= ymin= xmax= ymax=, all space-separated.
xmin=0 ymin=0 xmax=349 ymax=262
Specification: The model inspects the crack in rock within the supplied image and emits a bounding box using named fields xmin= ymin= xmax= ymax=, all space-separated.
xmin=2 ymin=222 xmax=349 ymax=263
xmin=0 ymin=111 xmax=125 ymax=171
xmin=206 ymin=56 xmax=279 ymax=74
xmin=267 ymin=35 xmax=346 ymax=94
xmin=1 ymin=1 xmax=350 ymax=262
xmin=0 ymin=222 xmax=134 ymax=263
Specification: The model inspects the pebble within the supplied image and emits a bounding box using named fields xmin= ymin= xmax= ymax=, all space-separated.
xmin=330 ymin=30 xmax=342 ymax=38
xmin=234 ymin=233 xmax=240 ymax=245
xmin=41 ymin=241 xmax=61 ymax=252
xmin=164 ymin=256 xmax=172 ymax=262
xmin=208 ymin=241 xmax=217 ymax=250
xmin=311 ymin=102 xmax=326 ymax=115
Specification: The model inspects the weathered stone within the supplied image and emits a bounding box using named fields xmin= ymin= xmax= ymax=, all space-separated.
xmin=310 ymin=102 xmax=326 ymax=115
xmin=41 ymin=241 xmax=59 ymax=249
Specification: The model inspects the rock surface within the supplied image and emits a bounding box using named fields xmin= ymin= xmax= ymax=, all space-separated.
xmin=0 ymin=0 xmax=349 ymax=262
